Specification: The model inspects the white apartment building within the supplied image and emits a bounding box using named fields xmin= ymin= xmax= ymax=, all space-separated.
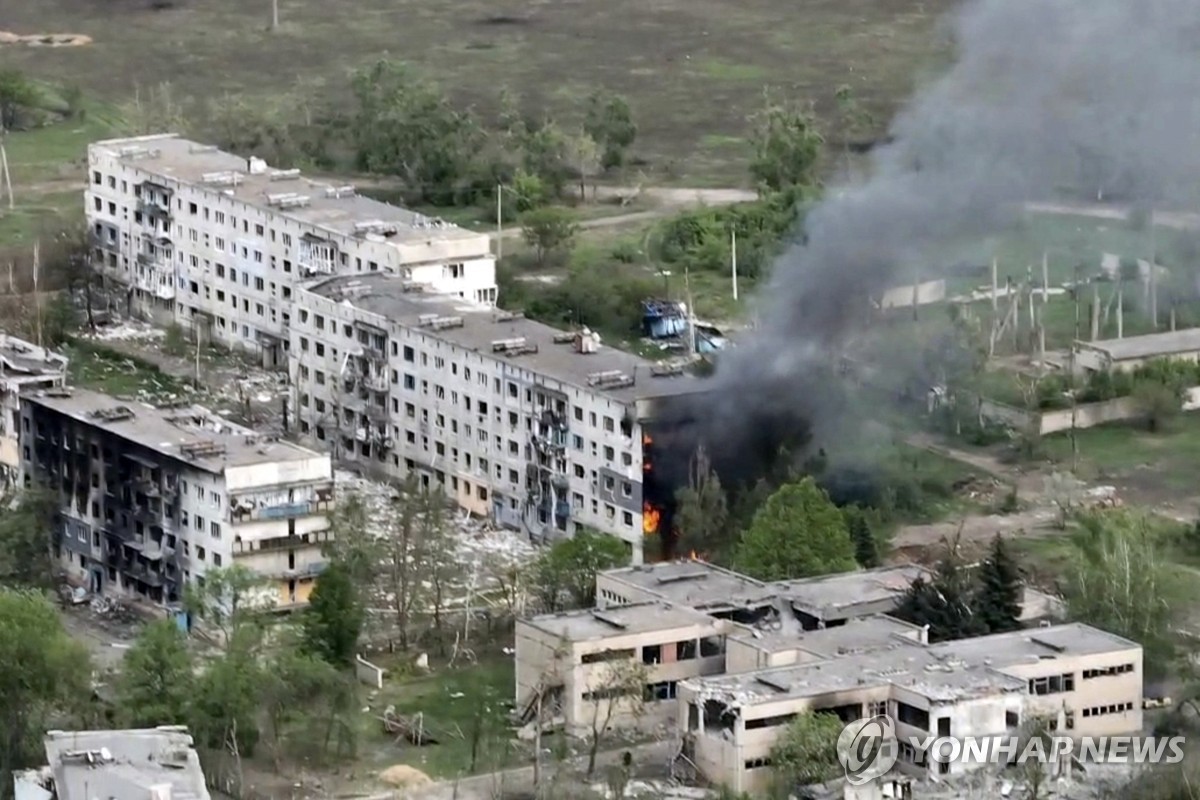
xmin=20 ymin=386 xmax=334 ymax=608
xmin=289 ymin=273 xmax=703 ymax=560
xmin=85 ymin=134 xmax=496 ymax=368
xmin=0 ymin=333 xmax=68 ymax=486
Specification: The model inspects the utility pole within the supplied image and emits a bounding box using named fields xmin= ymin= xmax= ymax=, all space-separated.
xmin=194 ymin=332 xmax=201 ymax=389
xmin=270 ymin=0 xmax=279 ymax=30
xmin=496 ymin=184 xmax=503 ymax=261
xmin=730 ymin=229 xmax=738 ymax=302
xmin=0 ymin=139 xmax=12 ymax=210
xmin=33 ymin=240 xmax=42 ymax=348
xmin=1070 ymin=263 xmax=1080 ymax=471
xmin=1149 ymin=209 xmax=1158 ymax=329
xmin=684 ymin=266 xmax=697 ymax=359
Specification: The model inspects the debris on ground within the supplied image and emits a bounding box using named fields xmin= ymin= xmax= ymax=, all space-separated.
xmin=377 ymin=764 xmax=432 ymax=789
xmin=82 ymin=319 xmax=165 ymax=343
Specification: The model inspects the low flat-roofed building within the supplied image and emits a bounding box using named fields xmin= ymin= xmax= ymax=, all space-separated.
xmin=515 ymin=601 xmax=733 ymax=732
xmin=774 ymin=564 xmax=933 ymax=629
xmin=595 ymin=560 xmax=777 ymax=617
xmin=0 ymin=333 xmax=67 ymax=486
xmin=21 ymin=386 xmax=334 ymax=607
xmin=678 ymin=623 xmax=1143 ymax=795
xmin=1074 ymin=328 xmax=1200 ymax=372
xmin=724 ymin=615 xmax=928 ymax=674
xmin=15 ymin=726 xmax=209 ymax=800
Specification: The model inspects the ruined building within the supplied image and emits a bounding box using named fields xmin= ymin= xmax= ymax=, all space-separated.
xmin=0 ymin=333 xmax=67 ymax=487
xmin=516 ymin=560 xmax=1136 ymax=795
xmin=20 ymin=387 xmax=334 ymax=607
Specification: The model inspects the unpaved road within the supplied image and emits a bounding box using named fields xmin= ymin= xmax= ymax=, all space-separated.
xmin=1025 ymin=201 xmax=1200 ymax=231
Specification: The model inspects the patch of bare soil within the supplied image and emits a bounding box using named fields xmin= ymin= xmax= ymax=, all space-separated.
xmin=0 ymin=31 xmax=92 ymax=47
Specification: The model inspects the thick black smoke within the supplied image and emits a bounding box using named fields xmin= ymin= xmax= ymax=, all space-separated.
xmin=704 ymin=0 xmax=1200 ymax=452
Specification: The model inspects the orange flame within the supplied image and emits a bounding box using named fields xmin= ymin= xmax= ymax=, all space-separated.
xmin=642 ymin=502 xmax=661 ymax=535
xmin=642 ymin=432 xmax=653 ymax=446
xmin=688 ymin=550 xmax=698 ymax=561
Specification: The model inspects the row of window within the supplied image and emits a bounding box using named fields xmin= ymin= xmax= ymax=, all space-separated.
xmin=1082 ymin=701 xmax=1135 ymax=718
xmin=1028 ymin=672 xmax=1075 ymax=696
xmin=1082 ymin=663 xmax=1135 ymax=679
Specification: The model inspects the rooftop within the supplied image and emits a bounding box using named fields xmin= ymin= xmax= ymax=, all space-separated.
xmin=685 ymin=623 xmax=1138 ymax=706
xmin=42 ymin=727 xmax=210 ymax=800
xmin=775 ymin=564 xmax=932 ymax=617
xmin=1077 ymin=327 xmax=1200 ymax=361
xmin=522 ymin=601 xmax=721 ymax=640
xmin=0 ymin=333 xmax=68 ymax=378
xmin=25 ymin=386 xmax=326 ymax=472
xmin=602 ymin=560 xmax=776 ymax=610
xmin=307 ymin=273 xmax=708 ymax=403
xmin=93 ymin=134 xmax=484 ymax=247
xmin=729 ymin=615 xmax=925 ymax=659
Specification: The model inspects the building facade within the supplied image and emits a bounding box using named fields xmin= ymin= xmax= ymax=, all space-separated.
xmin=20 ymin=387 xmax=334 ymax=607
xmin=289 ymin=274 xmax=701 ymax=559
xmin=0 ymin=333 xmax=67 ymax=487
xmin=85 ymin=134 xmax=496 ymax=369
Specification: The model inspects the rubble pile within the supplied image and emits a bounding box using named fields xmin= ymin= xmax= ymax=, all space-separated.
xmin=82 ymin=319 xmax=165 ymax=343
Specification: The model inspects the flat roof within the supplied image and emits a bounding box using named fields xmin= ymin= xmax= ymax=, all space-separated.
xmin=1077 ymin=327 xmax=1200 ymax=361
xmin=25 ymin=387 xmax=325 ymax=472
xmin=775 ymin=564 xmax=932 ymax=617
xmin=729 ymin=615 xmax=924 ymax=659
xmin=686 ymin=623 xmax=1138 ymax=706
xmin=0 ymin=333 xmax=67 ymax=377
xmin=522 ymin=601 xmax=719 ymax=640
xmin=308 ymin=273 xmax=708 ymax=403
xmin=44 ymin=727 xmax=209 ymax=800
xmin=602 ymin=560 xmax=776 ymax=610
xmin=93 ymin=134 xmax=484 ymax=247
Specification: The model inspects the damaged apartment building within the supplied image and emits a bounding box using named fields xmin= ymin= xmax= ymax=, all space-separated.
xmin=84 ymin=134 xmax=496 ymax=369
xmin=289 ymin=273 xmax=703 ymax=560
xmin=0 ymin=333 xmax=67 ymax=487
xmin=20 ymin=386 xmax=334 ymax=607
xmin=514 ymin=560 xmax=1135 ymax=795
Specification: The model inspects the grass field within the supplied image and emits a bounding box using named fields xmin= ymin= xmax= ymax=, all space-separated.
xmin=1037 ymin=416 xmax=1200 ymax=497
xmin=3 ymin=0 xmax=954 ymax=185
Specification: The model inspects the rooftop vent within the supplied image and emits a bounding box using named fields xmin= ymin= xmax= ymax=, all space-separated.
xmin=325 ymin=185 xmax=356 ymax=198
xmin=268 ymin=169 xmax=301 ymax=181
xmin=495 ymin=310 xmax=525 ymax=322
xmin=201 ymin=171 xmax=243 ymax=187
xmin=354 ymin=220 xmax=398 ymax=237
xmin=575 ymin=328 xmax=602 ymax=354
xmin=492 ymin=337 xmax=527 ymax=352
xmin=428 ymin=316 xmax=464 ymax=330
xmin=587 ymin=370 xmax=634 ymax=390
xmin=552 ymin=332 xmax=576 ymax=345
xmin=90 ymin=406 xmax=136 ymax=423
xmin=276 ymin=195 xmax=310 ymax=209
xmin=651 ymin=362 xmax=686 ymax=377
xmin=656 ymin=570 xmax=709 ymax=585
xmin=188 ymin=144 xmax=219 ymax=154
xmin=179 ymin=440 xmax=227 ymax=459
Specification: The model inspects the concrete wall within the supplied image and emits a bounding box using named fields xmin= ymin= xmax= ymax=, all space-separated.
xmin=1001 ymin=646 xmax=1143 ymax=735
xmin=878 ymin=279 xmax=947 ymax=310
xmin=355 ymin=654 xmax=385 ymax=689
xmin=978 ymin=389 xmax=1200 ymax=436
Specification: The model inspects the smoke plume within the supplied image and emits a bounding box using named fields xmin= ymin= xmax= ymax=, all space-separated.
xmin=705 ymin=0 xmax=1200 ymax=451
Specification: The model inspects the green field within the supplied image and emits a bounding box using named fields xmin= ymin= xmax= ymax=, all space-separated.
xmin=4 ymin=0 xmax=954 ymax=184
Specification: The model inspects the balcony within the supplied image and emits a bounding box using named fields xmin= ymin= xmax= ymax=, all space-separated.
xmin=362 ymin=371 xmax=389 ymax=392
xmin=362 ymin=346 xmax=386 ymax=365
xmin=231 ymin=500 xmax=318 ymax=522
xmin=138 ymin=198 xmax=172 ymax=220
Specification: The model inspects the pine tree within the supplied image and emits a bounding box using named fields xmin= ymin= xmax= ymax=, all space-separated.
xmin=844 ymin=506 xmax=879 ymax=568
xmin=976 ymin=534 xmax=1023 ymax=633
xmin=894 ymin=543 xmax=987 ymax=642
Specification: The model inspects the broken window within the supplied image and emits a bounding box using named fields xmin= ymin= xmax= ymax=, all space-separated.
xmin=896 ymin=701 xmax=930 ymax=731
xmin=699 ymin=636 xmax=725 ymax=658
xmin=642 ymin=644 xmax=662 ymax=665
xmin=702 ymin=700 xmax=736 ymax=732
xmin=581 ymin=648 xmax=635 ymax=665
xmin=643 ymin=681 xmax=677 ymax=702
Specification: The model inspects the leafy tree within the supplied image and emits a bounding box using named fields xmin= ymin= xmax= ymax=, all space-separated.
xmin=416 ymin=487 xmax=459 ymax=653
xmin=894 ymin=539 xmax=987 ymax=642
xmin=321 ymin=492 xmax=381 ymax=589
xmin=184 ymin=564 xmax=272 ymax=649
xmin=118 ymin=82 xmax=190 ymax=137
xmin=768 ymin=711 xmax=844 ymax=796
xmin=533 ymin=529 xmax=630 ymax=612
xmin=582 ymin=659 xmax=647 ymax=778
xmin=749 ymin=96 xmax=824 ymax=194
xmin=583 ymin=90 xmax=638 ymax=169
xmin=1061 ymin=510 xmax=1178 ymax=679
xmin=511 ymin=169 xmax=548 ymax=214
xmin=975 ymin=535 xmax=1022 ymax=634
xmin=521 ymin=120 xmax=573 ymax=197
xmin=189 ymin=628 xmax=263 ymax=759
xmin=302 ymin=561 xmax=363 ymax=665
xmin=674 ymin=446 xmax=729 ymax=559
xmin=0 ymin=590 xmax=91 ymax=792
xmin=566 ymin=131 xmax=602 ymax=200
xmin=260 ymin=646 xmax=356 ymax=769
xmin=521 ymin=207 xmax=579 ymax=268
xmin=350 ymin=60 xmax=481 ymax=204
xmin=117 ymin=619 xmax=194 ymax=728
xmin=0 ymin=69 xmax=39 ymax=131
xmin=834 ymin=84 xmax=873 ymax=173
xmin=843 ymin=505 xmax=880 ymax=568
xmin=0 ymin=486 xmax=58 ymax=589
xmin=731 ymin=478 xmax=856 ymax=581
xmin=1133 ymin=378 xmax=1181 ymax=432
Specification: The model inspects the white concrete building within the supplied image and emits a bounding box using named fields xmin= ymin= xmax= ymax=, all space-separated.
xmin=289 ymin=273 xmax=703 ymax=559
xmin=0 ymin=333 xmax=67 ymax=486
xmin=20 ymin=386 xmax=334 ymax=608
xmin=85 ymin=134 xmax=496 ymax=368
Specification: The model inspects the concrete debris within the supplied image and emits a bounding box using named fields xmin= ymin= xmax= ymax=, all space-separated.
xmin=590 ymin=780 xmax=715 ymax=799
xmin=82 ymin=320 xmax=165 ymax=343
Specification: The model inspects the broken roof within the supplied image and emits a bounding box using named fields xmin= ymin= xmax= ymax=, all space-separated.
xmin=728 ymin=615 xmax=925 ymax=659
xmin=774 ymin=564 xmax=932 ymax=618
xmin=92 ymin=134 xmax=484 ymax=246
xmin=25 ymin=386 xmax=327 ymax=472
xmin=43 ymin=726 xmax=210 ymax=800
xmin=0 ymin=332 xmax=67 ymax=378
xmin=602 ymin=560 xmax=777 ymax=610
xmin=307 ymin=273 xmax=708 ymax=404
xmin=1076 ymin=327 xmax=1200 ymax=361
xmin=684 ymin=623 xmax=1138 ymax=706
xmin=521 ymin=601 xmax=722 ymax=640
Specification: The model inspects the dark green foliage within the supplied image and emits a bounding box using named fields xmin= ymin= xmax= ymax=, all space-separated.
xmin=117 ymin=620 xmax=194 ymax=728
xmin=894 ymin=546 xmax=988 ymax=642
xmin=732 ymin=478 xmax=857 ymax=581
xmin=498 ymin=261 xmax=658 ymax=338
xmin=533 ymin=529 xmax=630 ymax=611
xmin=0 ymin=68 xmax=39 ymax=130
xmin=975 ymin=535 xmax=1023 ymax=634
xmin=0 ymin=487 xmax=58 ymax=589
xmin=302 ymin=562 xmax=364 ymax=666
xmin=768 ymin=712 xmax=844 ymax=796
xmin=583 ymin=90 xmax=637 ymax=169
xmin=749 ymin=99 xmax=824 ymax=194
xmin=844 ymin=505 xmax=879 ymax=568
xmin=674 ymin=447 xmax=729 ymax=559
xmin=520 ymin=207 xmax=579 ymax=267
xmin=653 ymin=191 xmax=802 ymax=280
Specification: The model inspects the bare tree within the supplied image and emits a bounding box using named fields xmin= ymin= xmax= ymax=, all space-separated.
xmin=418 ymin=488 xmax=459 ymax=654
xmin=383 ymin=475 xmax=423 ymax=651
xmin=583 ymin=660 xmax=648 ymax=778
xmin=1044 ymin=472 xmax=1086 ymax=529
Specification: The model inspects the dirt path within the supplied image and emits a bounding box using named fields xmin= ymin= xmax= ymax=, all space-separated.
xmin=1025 ymin=201 xmax=1200 ymax=231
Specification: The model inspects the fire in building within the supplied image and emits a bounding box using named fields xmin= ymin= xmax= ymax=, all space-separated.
xmin=20 ymin=387 xmax=335 ymax=608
